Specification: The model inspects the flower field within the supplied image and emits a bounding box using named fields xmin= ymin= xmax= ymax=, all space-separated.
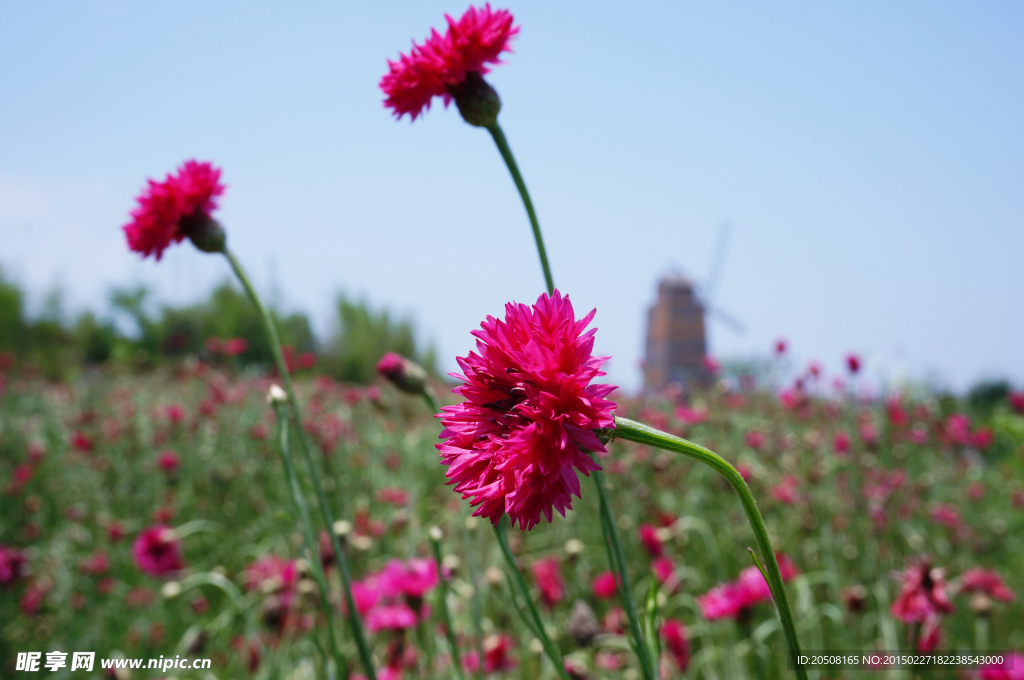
xmin=2 ymin=362 xmax=1023 ymax=679
xmin=2 ymin=3 xmax=1022 ymax=679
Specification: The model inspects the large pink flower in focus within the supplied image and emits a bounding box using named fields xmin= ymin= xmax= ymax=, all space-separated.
xmin=132 ymin=526 xmax=184 ymax=577
xmin=437 ymin=290 xmax=617 ymax=531
xmin=124 ymin=160 xmax=225 ymax=260
xmin=381 ymin=4 xmax=519 ymax=120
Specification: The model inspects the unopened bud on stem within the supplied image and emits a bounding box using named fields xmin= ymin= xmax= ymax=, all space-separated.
xmin=447 ymin=71 xmax=501 ymax=128
xmin=180 ymin=211 xmax=227 ymax=254
xmin=377 ymin=352 xmax=429 ymax=396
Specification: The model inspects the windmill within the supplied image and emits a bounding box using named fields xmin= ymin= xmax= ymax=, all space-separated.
xmin=643 ymin=223 xmax=746 ymax=393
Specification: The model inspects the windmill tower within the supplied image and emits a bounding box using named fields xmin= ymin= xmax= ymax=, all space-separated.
xmin=643 ymin=275 xmax=711 ymax=391
xmin=643 ymin=224 xmax=744 ymax=394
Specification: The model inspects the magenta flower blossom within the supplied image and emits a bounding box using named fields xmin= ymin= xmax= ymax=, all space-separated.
xmin=0 ymin=546 xmax=28 ymax=587
xmin=979 ymin=652 xmax=1024 ymax=680
xmin=890 ymin=560 xmax=954 ymax=624
xmin=381 ymin=4 xmax=518 ymax=121
xmin=131 ymin=526 xmax=184 ymax=577
xmin=697 ymin=554 xmax=799 ymax=621
xmin=959 ymin=568 xmax=1015 ymax=603
xmin=437 ymin=290 xmax=617 ymax=531
xmin=661 ymin=619 xmax=690 ymax=672
xmin=123 ymin=160 xmax=225 ymax=260
xmin=592 ymin=571 xmax=619 ymax=599
xmin=530 ymin=557 xmax=565 ymax=608
xmin=381 ymin=557 xmax=438 ymax=601
xmin=365 ymin=603 xmax=418 ymax=632
xmin=638 ymin=524 xmax=664 ymax=558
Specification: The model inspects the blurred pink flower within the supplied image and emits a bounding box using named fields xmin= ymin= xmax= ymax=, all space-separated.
xmin=132 ymin=526 xmax=184 ymax=577
xmin=531 ymin=557 xmax=564 ymax=608
xmin=929 ymin=503 xmax=962 ymax=530
xmin=662 ymin=619 xmax=690 ymax=672
xmin=377 ymin=487 xmax=409 ymax=506
xmin=833 ymin=431 xmax=851 ymax=455
xmin=774 ymin=338 xmax=787 ymax=356
xmin=366 ymin=603 xmax=418 ymax=632
xmin=437 ymin=290 xmax=616 ymax=531
xmin=942 ymin=413 xmax=972 ymax=446
xmin=638 ymin=523 xmax=664 ymax=558
xmin=770 ymin=476 xmax=801 ymax=505
xmin=744 ymin=430 xmax=766 ymax=451
xmin=846 ymin=353 xmax=861 ymax=374
xmin=124 ymin=160 xmax=225 ymax=260
xmin=463 ymin=634 xmax=517 ymax=673
xmin=592 ymin=571 xmax=619 ymax=599
xmin=890 ymin=560 xmax=954 ymax=624
xmin=652 ymin=557 xmax=675 ymax=585
xmin=959 ymin=568 xmax=1015 ymax=603
xmin=1010 ymin=391 xmax=1024 ymax=415
xmin=244 ymin=555 xmax=299 ymax=598
xmin=697 ymin=554 xmax=798 ymax=621
xmin=675 ymin=406 xmax=707 ymax=425
xmin=0 ymin=546 xmax=28 ymax=586
xmin=381 ymin=4 xmax=518 ymax=121
xmin=703 ymin=355 xmax=722 ymax=374
xmin=156 ymin=450 xmax=180 ymax=473
xmin=969 ymin=427 xmax=994 ymax=450
xmin=979 ymin=652 xmax=1024 ymax=680
xmin=382 ymin=557 xmax=438 ymax=602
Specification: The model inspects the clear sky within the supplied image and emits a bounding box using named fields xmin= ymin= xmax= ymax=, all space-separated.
xmin=1 ymin=1 xmax=1021 ymax=394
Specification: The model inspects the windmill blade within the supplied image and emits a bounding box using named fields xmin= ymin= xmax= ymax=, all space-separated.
xmin=703 ymin=221 xmax=731 ymax=305
xmin=705 ymin=303 xmax=747 ymax=335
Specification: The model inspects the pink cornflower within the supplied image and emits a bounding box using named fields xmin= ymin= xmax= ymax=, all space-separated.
xmin=833 ymin=430 xmax=851 ymax=455
xmin=436 ymin=291 xmax=617 ymax=531
xmin=531 ymin=557 xmax=565 ymax=608
xmin=846 ymin=353 xmax=861 ymax=374
xmin=592 ymin=571 xmax=619 ymax=599
xmin=123 ymin=160 xmax=225 ymax=260
xmin=377 ymin=487 xmax=409 ymax=506
xmin=697 ymin=554 xmax=798 ymax=621
xmin=381 ymin=5 xmax=518 ymax=121
xmin=0 ymin=546 xmax=28 ymax=586
xmin=381 ymin=558 xmax=438 ymax=604
xmin=744 ymin=430 xmax=766 ymax=451
xmin=131 ymin=526 xmax=184 ymax=577
xmin=463 ymin=634 xmax=517 ymax=673
xmin=661 ymin=619 xmax=690 ymax=672
xmin=929 ymin=503 xmax=962 ymax=530
xmin=652 ymin=557 xmax=675 ymax=585
xmin=365 ymin=603 xmax=418 ymax=632
xmin=156 ymin=450 xmax=180 ymax=474
xmin=774 ymin=339 xmax=787 ymax=356
xmin=979 ymin=652 xmax=1024 ymax=680
xmin=890 ymin=560 xmax=954 ymax=624
xmin=638 ymin=523 xmax=664 ymax=558
xmin=770 ymin=475 xmax=801 ymax=505
xmin=675 ymin=406 xmax=707 ymax=425
xmin=351 ymin=576 xmax=385 ymax=616
xmin=1010 ymin=391 xmax=1024 ymax=414
xmin=244 ymin=555 xmax=299 ymax=596
xmin=959 ymin=568 xmax=1015 ymax=603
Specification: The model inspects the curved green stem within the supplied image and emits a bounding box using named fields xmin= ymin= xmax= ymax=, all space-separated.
xmin=486 ymin=121 xmax=554 ymax=295
xmin=224 ymin=249 xmax=376 ymax=680
xmin=492 ymin=518 xmax=571 ymax=680
xmin=590 ymin=468 xmax=657 ymax=680
xmin=610 ymin=416 xmax=807 ymax=680
xmin=272 ymin=400 xmax=347 ymax=679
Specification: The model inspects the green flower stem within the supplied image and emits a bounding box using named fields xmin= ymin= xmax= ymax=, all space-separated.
xmin=590 ymin=469 xmax=657 ymax=680
xmin=464 ymin=523 xmax=486 ymax=680
xmin=224 ymin=249 xmax=376 ymax=680
xmin=271 ymin=399 xmax=347 ymax=679
xmin=486 ymin=121 xmax=555 ymax=295
xmin=492 ymin=518 xmax=571 ymax=680
xmin=428 ymin=529 xmax=467 ymax=680
xmin=610 ymin=416 xmax=808 ymax=680
xmin=422 ymin=385 xmax=441 ymax=414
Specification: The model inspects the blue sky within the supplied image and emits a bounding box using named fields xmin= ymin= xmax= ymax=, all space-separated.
xmin=1 ymin=1 xmax=1021 ymax=393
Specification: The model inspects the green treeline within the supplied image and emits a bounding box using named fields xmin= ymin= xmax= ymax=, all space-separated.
xmin=0 ymin=267 xmax=435 ymax=383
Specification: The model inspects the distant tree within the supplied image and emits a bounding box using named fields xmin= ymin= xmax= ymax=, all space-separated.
xmin=322 ymin=294 xmax=436 ymax=384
